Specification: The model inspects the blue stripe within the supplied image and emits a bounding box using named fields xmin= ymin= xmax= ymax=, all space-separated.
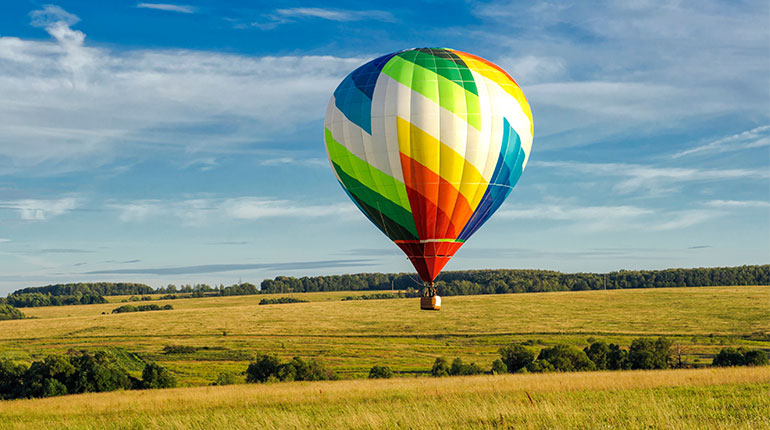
xmin=334 ymin=52 xmax=398 ymax=135
xmin=458 ymin=118 xmax=526 ymax=241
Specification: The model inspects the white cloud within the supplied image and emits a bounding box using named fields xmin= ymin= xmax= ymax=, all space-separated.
xmin=704 ymin=200 xmax=770 ymax=209
xmin=259 ymin=157 xmax=328 ymax=167
xmin=275 ymin=8 xmax=394 ymax=22
xmin=497 ymin=203 xmax=721 ymax=232
xmin=0 ymin=239 xmax=11 ymax=243
xmin=471 ymin=1 xmax=769 ymax=147
xmin=0 ymin=197 xmax=78 ymax=220
xmin=672 ymin=125 xmax=770 ymax=158
xmin=136 ymin=3 xmax=197 ymax=14
xmin=0 ymin=6 xmax=365 ymax=175
xmin=222 ymin=197 xmax=354 ymax=219
xmin=109 ymin=197 xmax=356 ymax=224
xmin=535 ymin=161 xmax=769 ymax=195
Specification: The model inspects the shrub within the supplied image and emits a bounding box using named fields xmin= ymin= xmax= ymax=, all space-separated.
xmin=141 ymin=362 xmax=176 ymax=389
xmin=258 ymin=297 xmax=308 ymax=305
xmin=246 ymin=354 xmax=281 ymax=383
xmin=535 ymin=345 xmax=595 ymax=372
xmin=162 ymin=345 xmax=197 ymax=354
xmin=449 ymin=358 xmax=484 ymax=376
xmin=368 ymin=365 xmax=394 ymax=379
xmin=499 ymin=344 xmax=535 ymax=372
xmin=214 ymin=372 xmax=238 ymax=386
xmin=431 ymin=357 xmax=450 ymax=377
xmin=490 ymin=359 xmax=507 ymax=375
xmin=68 ymin=351 xmax=133 ymax=394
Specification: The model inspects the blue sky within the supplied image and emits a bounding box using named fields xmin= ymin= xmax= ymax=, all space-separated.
xmin=0 ymin=1 xmax=768 ymax=294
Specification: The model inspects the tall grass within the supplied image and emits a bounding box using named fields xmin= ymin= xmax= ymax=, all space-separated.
xmin=1 ymin=367 xmax=767 ymax=429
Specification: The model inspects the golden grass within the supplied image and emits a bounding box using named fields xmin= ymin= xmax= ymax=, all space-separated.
xmin=1 ymin=367 xmax=768 ymax=429
xmin=2 ymin=285 xmax=768 ymax=382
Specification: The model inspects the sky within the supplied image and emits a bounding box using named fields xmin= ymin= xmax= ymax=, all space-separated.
xmin=0 ymin=1 xmax=768 ymax=295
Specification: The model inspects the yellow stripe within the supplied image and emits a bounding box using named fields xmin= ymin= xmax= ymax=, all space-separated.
xmin=455 ymin=53 xmax=534 ymax=136
xmin=396 ymin=117 xmax=487 ymax=211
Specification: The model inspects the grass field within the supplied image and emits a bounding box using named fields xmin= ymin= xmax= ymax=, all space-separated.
xmin=1 ymin=286 xmax=768 ymax=384
xmin=1 ymin=367 xmax=768 ymax=429
xmin=1 ymin=285 xmax=768 ymax=428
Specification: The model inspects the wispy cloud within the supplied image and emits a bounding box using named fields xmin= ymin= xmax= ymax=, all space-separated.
xmin=0 ymin=197 xmax=79 ymax=220
xmin=136 ymin=3 xmax=197 ymax=14
xmin=703 ymin=200 xmax=770 ymax=209
xmin=535 ymin=161 xmax=769 ymax=195
xmin=672 ymin=125 xmax=770 ymax=158
xmin=38 ymin=248 xmax=93 ymax=254
xmin=253 ymin=7 xmax=394 ymax=30
xmin=0 ymin=239 xmax=10 ymax=243
xmin=497 ymin=203 xmax=722 ymax=232
xmin=84 ymin=259 xmax=372 ymax=275
xmin=0 ymin=6 xmax=365 ymax=175
xmin=108 ymin=197 xmax=356 ymax=224
xmin=258 ymin=157 xmax=327 ymax=167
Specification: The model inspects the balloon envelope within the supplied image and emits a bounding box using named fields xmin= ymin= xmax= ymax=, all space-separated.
xmin=324 ymin=48 xmax=533 ymax=283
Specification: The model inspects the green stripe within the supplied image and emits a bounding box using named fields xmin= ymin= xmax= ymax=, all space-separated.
xmin=333 ymin=162 xmax=419 ymax=239
xmin=403 ymin=49 xmax=478 ymax=96
xmin=325 ymin=128 xmax=411 ymax=211
xmin=325 ymin=129 xmax=418 ymax=238
xmin=380 ymin=55 xmax=481 ymax=131
xmin=342 ymin=183 xmax=419 ymax=241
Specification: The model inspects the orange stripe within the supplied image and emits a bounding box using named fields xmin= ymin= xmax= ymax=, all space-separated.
xmin=400 ymin=152 xmax=474 ymax=239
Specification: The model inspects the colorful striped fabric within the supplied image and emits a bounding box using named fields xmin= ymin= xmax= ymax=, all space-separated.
xmin=324 ymin=48 xmax=533 ymax=283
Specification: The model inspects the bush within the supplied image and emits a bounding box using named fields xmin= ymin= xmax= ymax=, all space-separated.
xmin=607 ymin=343 xmax=631 ymax=370
xmin=0 ymin=304 xmax=25 ymax=320
xmin=214 ymin=372 xmax=238 ymax=386
xmin=258 ymin=297 xmax=308 ymax=305
xmin=112 ymin=304 xmax=173 ymax=314
xmin=499 ymin=344 xmax=535 ymax=372
xmin=431 ymin=357 xmax=450 ymax=377
xmin=68 ymin=351 xmax=133 ymax=394
xmin=713 ymin=347 xmax=769 ymax=367
xmin=368 ymin=365 xmax=394 ymax=379
xmin=162 ymin=345 xmax=197 ymax=354
xmin=246 ymin=354 xmax=281 ymax=383
xmin=141 ymin=362 xmax=176 ymax=389
xmin=535 ymin=345 xmax=595 ymax=372
xmin=22 ymin=354 xmax=76 ymax=398
xmin=449 ymin=358 xmax=484 ymax=376
xmin=629 ymin=337 xmax=673 ymax=370
xmin=246 ymin=355 xmax=335 ymax=383
xmin=490 ymin=359 xmax=507 ymax=375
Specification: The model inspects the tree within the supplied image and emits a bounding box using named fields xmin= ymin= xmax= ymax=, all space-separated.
xmin=0 ymin=358 xmax=27 ymax=400
xmin=584 ymin=341 xmax=610 ymax=370
xmin=629 ymin=337 xmax=673 ymax=370
xmin=431 ymin=358 xmax=450 ymax=377
xmin=499 ymin=344 xmax=535 ymax=373
xmin=141 ymin=362 xmax=176 ymax=389
xmin=22 ymin=355 xmax=75 ymax=398
xmin=607 ymin=344 xmax=631 ymax=370
xmin=0 ymin=304 xmax=25 ymax=320
xmin=214 ymin=372 xmax=238 ymax=386
xmin=368 ymin=365 xmax=394 ymax=379
xmin=68 ymin=351 xmax=133 ymax=394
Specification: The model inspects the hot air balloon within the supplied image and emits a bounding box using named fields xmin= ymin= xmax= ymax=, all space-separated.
xmin=324 ymin=48 xmax=533 ymax=310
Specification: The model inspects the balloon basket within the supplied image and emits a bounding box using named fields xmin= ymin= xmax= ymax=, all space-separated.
xmin=420 ymin=295 xmax=441 ymax=311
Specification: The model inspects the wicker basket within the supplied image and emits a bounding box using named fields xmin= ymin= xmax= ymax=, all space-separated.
xmin=420 ymin=295 xmax=441 ymax=310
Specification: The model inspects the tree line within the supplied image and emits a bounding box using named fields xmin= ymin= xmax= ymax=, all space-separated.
xmin=0 ymin=351 xmax=175 ymax=400
xmin=260 ymin=265 xmax=769 ymax=295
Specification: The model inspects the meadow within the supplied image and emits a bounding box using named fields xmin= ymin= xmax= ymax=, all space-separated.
xmin=1 ymin=285 xmax=768 ymax=428
xmin=1 ymin=285 xmax=767 ymax=384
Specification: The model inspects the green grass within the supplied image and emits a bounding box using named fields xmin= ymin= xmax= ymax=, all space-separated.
xmin=1 ymin=286 xmax=768 ymax=382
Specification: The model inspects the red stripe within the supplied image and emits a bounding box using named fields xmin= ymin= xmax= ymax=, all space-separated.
xmin=399 ymin=153 xmax=475 ymax=239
